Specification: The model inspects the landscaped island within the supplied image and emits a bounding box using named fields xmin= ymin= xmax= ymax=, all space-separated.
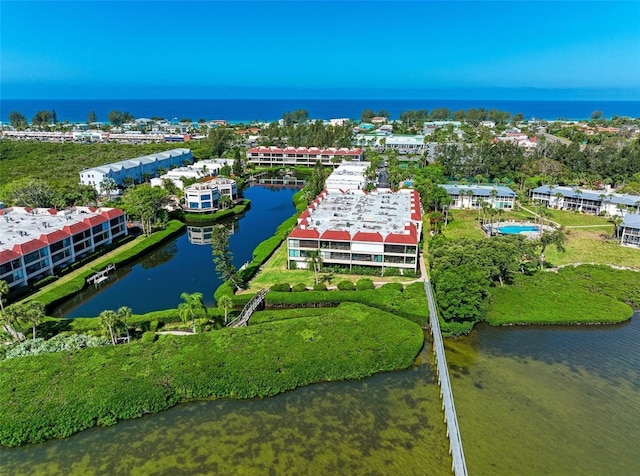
xmin=0 ymin=302 xmax=424 ymax=447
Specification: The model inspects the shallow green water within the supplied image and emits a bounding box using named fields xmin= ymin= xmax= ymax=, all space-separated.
xmin=2 ymin=314 xmax=638 ymax=475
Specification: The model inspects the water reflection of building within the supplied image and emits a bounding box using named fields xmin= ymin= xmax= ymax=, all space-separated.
xmin=187 ymin=222 xmax=237 ymax=245
xmin=258 ymin=176 xmax=306 ymax=187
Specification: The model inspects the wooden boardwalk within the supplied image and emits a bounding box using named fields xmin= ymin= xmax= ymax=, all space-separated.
xmin=228 ymin=288 xmax=269 ymax=328
xmin=424 ymin=278 xmax=469 ymax=476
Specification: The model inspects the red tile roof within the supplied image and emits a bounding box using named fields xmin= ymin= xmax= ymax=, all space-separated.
xmin=289 ymin=227 xmax=320 ymax=239
xmin=83 ymin=215 xmax=108 ymax=226
xmin=320 ymin=229 xmax=351 ymax=241
xmin=299 ymin=210 xmax=310 ymax=219
xmin=47 ymin=208 xmax=58 ymax=215
xmin=352 ymin=231 xmax=383 ymax=242
xmin=0 ymin=249 xmax=21 ymax=264
xmin=12 ymin=239 xmax=47 ymax=255
xmin=247 ymin=146 xmax=362 ymax=156
xmin=39 ymin=229 xmax=71 ymax=244
xmin=101 ymin=208 xmax=124 ymax=219
xmin=64 ymin=222 xmax=91 ymax=234
xmin=384 ymin=233 xmax=417 ymax=245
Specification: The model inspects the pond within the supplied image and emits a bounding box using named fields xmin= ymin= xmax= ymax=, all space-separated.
xmin=3 ymin=313 xmax=639 ymax=475
xmin=51 ymin=185 xmax=301 ymax=317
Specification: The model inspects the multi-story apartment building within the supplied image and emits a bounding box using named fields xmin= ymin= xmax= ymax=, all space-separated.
xmin=531 ymin=185 xmax=640 ymax=216
xmin=620 ymin=214 xmax=640 ymax=248
xmin=246 ymin=146 xmax=363 ymax=167
xmin=287 ymin=189 xmax=422 ymax=273
xmin=79 ymin=148 xmax=192 ymax=193
xmin=183 ymin=178 xmax=238 ymax=213
xmin=0 ymin=206 xmax=127 ymax=288
xmin=439 ymin=184 xmax=517 ymax=209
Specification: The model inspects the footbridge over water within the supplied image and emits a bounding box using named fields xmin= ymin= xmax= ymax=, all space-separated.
xmin=227 ymin=288 xmax=269 ymax=328
xmin=424 ymin=277 xmax=469 ymax=476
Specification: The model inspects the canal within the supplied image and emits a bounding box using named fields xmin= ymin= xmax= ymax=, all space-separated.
xmin=52 ymin=185 xmax=301 ymax=317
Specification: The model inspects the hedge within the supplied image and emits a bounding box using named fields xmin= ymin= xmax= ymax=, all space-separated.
xmin=0 ymin=302 xmax=423 ymax=447
xmin=183 ymin=200 xmax=251 ymax=223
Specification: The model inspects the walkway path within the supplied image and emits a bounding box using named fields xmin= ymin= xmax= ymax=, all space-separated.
xmin=518 ymin=204 xmax=561 ymax=227
xmin=420 ymin=256 xmax=468 ymax=476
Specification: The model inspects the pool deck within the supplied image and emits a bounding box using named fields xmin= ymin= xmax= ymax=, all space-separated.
xmin=482 ymin=220 xmax=555 ymax=237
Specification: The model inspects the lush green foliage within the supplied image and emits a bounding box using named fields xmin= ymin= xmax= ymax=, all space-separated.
xmin=3 ymin=334 xmax=109 ymax=360
xmin=336 ymin=280 xmax=355 ymax=291
xmin=266 ymin=282 xmax=428 ymax=326
xmin=356 ymin=278 xmax=375 ymax=291
xmin=141 ymin=331 xmax=157 ymax=344
xmin=183 ymin=200 xmax=250 ymax=223
xmin=0 ymin=302 xmax=423 ymax=447
xmin=292 ymin=283 xmax=308 ymax=292
xmin=488 ymin=265 xmax=637 ymax=325
xmin=270 ymin=283 xmax=291 ymax=292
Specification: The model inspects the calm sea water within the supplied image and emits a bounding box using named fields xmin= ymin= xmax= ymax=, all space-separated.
xmin=2 ymin=98 xmax=640 ymax=123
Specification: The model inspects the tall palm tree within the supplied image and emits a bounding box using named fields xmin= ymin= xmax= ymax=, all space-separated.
xmin=307 ymin=250 xmax=323 ymax=285
xmin=117 ymin=306 xmax=132 ymax=342
xmin=178 ymin=292 xmax=206 ymax=334
xmin=554 ymin=192 xmax=564 ymax=209
xmin=0 ymin=280 xmax=9 ymax=312
xmin=99 ymin=310 xmax=118 ymax=345
xmin=217 ymin=295 xmax=234 ymax=325
xmin=25 ymin=302 xmax=45 ymax=340
xmin=0 ymin=305 xmax=23 ymax=342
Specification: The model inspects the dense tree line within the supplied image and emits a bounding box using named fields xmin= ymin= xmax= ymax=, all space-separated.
xmin=258 ymin=121 xmax=352 ymax=149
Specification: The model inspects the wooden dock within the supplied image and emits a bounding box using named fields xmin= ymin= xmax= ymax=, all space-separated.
xmin=86 ymin=264 xmax=116 ymax=286
xmin=424 ymin=278 xmax=469 ymax=476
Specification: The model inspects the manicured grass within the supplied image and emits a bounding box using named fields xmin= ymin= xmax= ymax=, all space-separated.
xmin=544 ymin=229 xmax=640 ymax=268
xmin=0 ymin=302 xmax=424 ymax=447
xmin=183 ymin=200 xmax=251 ymax=223
xmin=487 ymin=265 xmax=639 ymax=326
xmin=542 ymin=208 xmax=613 ymax=227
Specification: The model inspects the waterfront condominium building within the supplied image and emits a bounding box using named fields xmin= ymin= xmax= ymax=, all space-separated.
xmin=620 ymin=214 xmax=640 ymax=248
xmin=246 ymin=146 xmax=363 ymax=167
xmin=79 ymin=148 xmax=193 ymax=194
xmin=531 ymin=185 xmax=640 ymax=216
xmin=438 ymin=184 xmax=517 ymax=210
xmin=183 ymin=178 xmax=238 ymax=213
xmin=0 ymin=206 xmax=127 ymax=289
xmin=287 ymin=189 xmax=423 ymax=273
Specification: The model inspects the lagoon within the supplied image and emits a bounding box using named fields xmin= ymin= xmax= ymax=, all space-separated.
xmin=51 ymin=185 xmax=301 ymax=317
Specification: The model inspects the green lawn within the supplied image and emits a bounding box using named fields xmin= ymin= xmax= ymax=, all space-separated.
xmin=544 ymin=229 xmax=640 ymax=268
xmin=542 ymin=208 xmax=613 ymax=227
xmin=440 ymin=208 xmax=535 ymax=240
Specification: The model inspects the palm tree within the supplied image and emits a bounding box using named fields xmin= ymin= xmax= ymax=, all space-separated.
xmin=574 ymin=189 xmax=583 ymax=212
xmin=0 ymin=280 xmax=9 ymax=312
xmin=0 ymin=305 xmax=23 ymax=342
xmin=178 ymin=292 xmax=206 ymax=334
xmin=217 ymin=295 xmax=234 ymax=325
xmin=25 ymin=302 xmax=45 ymax=340
xmin=554 ymin=192 xmax=564 ymax=209
xmin=117 ymin=306 xmax=132 ymax=343
xmin=489 ymin=188 xmax=498 ymax=208
xmin=611 ymin=215 xmax=623 ymax=239
xmin=99 ymin=310 xmax=118 ymax=345
xmin=218 ymin=194 xmax=232 ymax=210
xmin=307 ymin=249 xmax=323 ymax=285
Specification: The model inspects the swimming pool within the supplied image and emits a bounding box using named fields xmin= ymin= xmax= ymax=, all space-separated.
xmin=498 ymin=225 xmax=540 ymax=234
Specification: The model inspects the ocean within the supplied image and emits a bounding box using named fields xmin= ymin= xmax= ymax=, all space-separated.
xmin=1 ymin=98 xmax=640 ymax=124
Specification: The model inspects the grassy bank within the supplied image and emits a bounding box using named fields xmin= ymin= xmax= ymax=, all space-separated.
xmin=0 ymin=302 xmax=424 ymax=447
xmin=22 ymin=220 xmax=185 ymax=311
xmin=487 ymin=265 xmax=639 ymax=326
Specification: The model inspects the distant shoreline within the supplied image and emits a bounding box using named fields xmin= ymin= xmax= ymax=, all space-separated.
xmin=2 ymin=98 xmax=639 ymax=124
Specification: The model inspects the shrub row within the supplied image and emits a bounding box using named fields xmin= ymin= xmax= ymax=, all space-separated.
xmin=0 ymin=302 xmax=423 ymax=447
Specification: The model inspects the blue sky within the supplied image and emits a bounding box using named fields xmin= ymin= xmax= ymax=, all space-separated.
xmin=1 ymin=1 xmax=639 ymax=99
